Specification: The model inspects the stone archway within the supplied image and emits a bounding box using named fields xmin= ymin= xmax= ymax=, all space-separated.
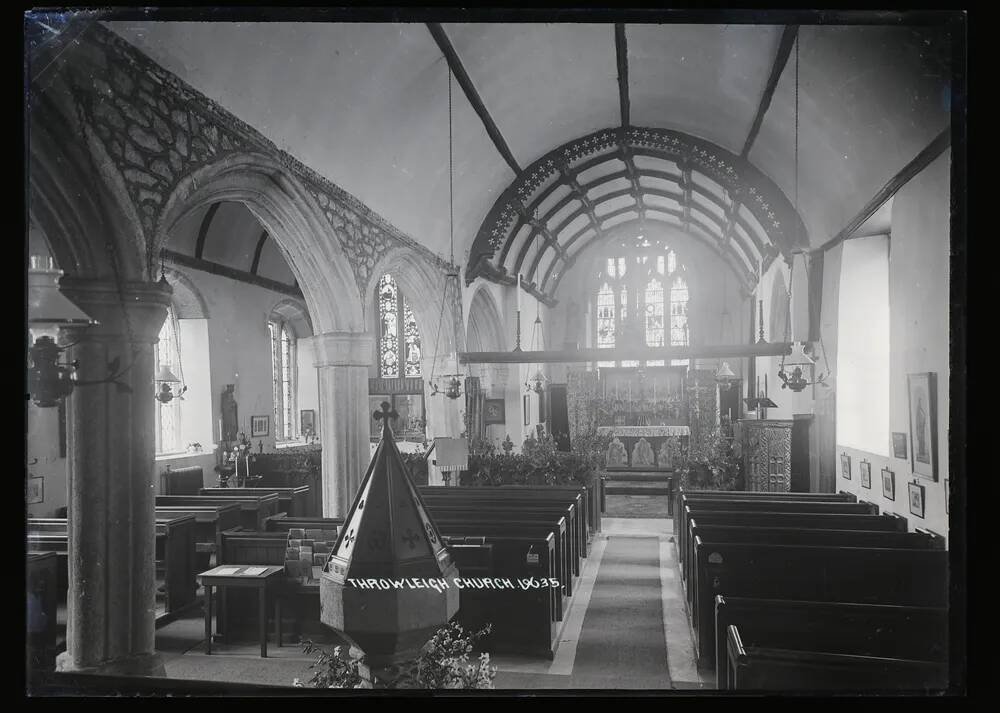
xmin=157 ymin=153 xmax=365 ymax=334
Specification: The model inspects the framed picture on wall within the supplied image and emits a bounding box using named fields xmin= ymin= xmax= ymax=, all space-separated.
xmin=523 ymin=395 xmax=531 ymax=426
xmin=907 ymin=372 xmax=938 ymax=481
xmin=891 ymin=432 xmax=908 ymax=460
xmin=484 ymin=398 xmax=506 ymax=425
xmin=27 ymin=476 xmax=44 ymax=504
xmin=251 ymin=415 xmax=269 ymax=437
xmin=882 ymin=468 xmax=895 ymax=501
xmin=908 ymin=481 xmax=926 ymax=519
xmin=300 ymin=409 xmax=316 ymax=436
xmin=860 ymin=461 xmax=872 ymax=489
xmin=840 ymin=453 xmax=851 ymax=480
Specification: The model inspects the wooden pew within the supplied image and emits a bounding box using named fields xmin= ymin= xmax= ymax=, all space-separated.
xmin=714 ymin=595 xmax=949 ymax=688
xmin=266 ymin=514 xmax=344 ymax=535
xmin=265 ymin=514 xmax=565 ymax=658
xmin=27 ymin=515 xmax=199 ymax=616
xmin=200 ymin=486 xmax=310 ymax=518
xmin=677 ymin=499 xmax=885 ymax=582
xmin=419 ymin=486 xmax=591 ymax=554
xmin=155 ymin=503 xmax=241 ymax=570
xmin=429 ymin=520 xmax=567 ymax=622
xmin=421 ymin=501 xmax=579 ymax=591
xmin=691 ymin=539 xmax=949 ymax=667
xmin=725 ymin=625 xmax=947 ymax=691
xmin=672 ymin=488 xmax=857 ymax=535
xmin=683 ymin=520 xmax=940 ymax=587
xmin=156 ymin=494 xmax=281 ymax=531
xmin=419 ymin=485 xmax=596 ymax=546
xmin=444 ymin=534 xmax=560 ymax=658
xmin=27 ymin=551 xmax=59 ymax=669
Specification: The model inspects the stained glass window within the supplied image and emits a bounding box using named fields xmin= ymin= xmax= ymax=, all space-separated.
xmin=403 ymin=300 xmax=421 ymax=377
xmin=377 ymin=274 xmax=422 ymax=379
xmin=670 ymin=276 xmax=690 ymax=367
xmin=155 ymin=305 xmax=181 ymax=454
xmin=377 ymin=274 xmax=400 ymax=378
xmin=591 ymin=239 xmax=690 ymax=369
xmin=596 ymin=282 xmax=616 ymax=350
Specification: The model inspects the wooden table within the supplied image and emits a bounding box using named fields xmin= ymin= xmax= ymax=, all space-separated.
xmin=197 ymin=565 xmax=284 ymax=657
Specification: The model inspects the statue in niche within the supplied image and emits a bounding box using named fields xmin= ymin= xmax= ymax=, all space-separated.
xmin=632 ymin=437 xmax=655 ymax=468
xmin=657 ymin=440 xmax=674 ymax=469
xmin=606 ymin=437 xmax=627 ymax=468
xmin=221 ymin=384 xmax=239 ymax=443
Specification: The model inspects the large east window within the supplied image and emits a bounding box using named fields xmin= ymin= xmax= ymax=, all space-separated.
xmin=376 ymin=274 xmax=422 ymax=378
xmin=592 ymin=241 xmax=690 ymax=368
xmin=269 ymin=320 xmax=297 ymax=441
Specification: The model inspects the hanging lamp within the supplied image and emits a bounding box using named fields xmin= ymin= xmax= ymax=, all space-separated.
xmin=154 ymin=251 xmax=189 ymax=404
xmin=428 ymin=65 xmax=463 ymax=401
xmin=775 ymin=32 xmax=831 ymax=394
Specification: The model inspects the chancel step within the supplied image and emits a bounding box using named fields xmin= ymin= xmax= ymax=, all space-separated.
xmin=604 ymin=471 xmax=674 ymax=483
xmin=605 ymin=482 xmax=673 ymax=496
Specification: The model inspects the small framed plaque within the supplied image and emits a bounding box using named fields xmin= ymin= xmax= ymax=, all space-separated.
xmin=908 ymin=481 xmax=926 ymax=519
xmin=840 ymin=453 xmax=851 ymax=480
xmin=891 ymin=432 xmax=908 ymax=460
xmin=881 ymin=468 xmax=895 ymax=501
xmin=251 ymin=415 xmax=269 ymax=437
xmin=27 ymin=476 xmax=44 ymax=504
xmin=484 ymin=398 xmax=506 ymax=425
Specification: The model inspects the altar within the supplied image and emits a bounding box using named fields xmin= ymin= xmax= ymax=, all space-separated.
xmin=570 ymin=365 xmax=692 ymax=471
xmin=596 ymin=425 xmax=690 ymax=471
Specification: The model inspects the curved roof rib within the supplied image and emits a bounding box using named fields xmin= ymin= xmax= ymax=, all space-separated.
xmin=467 ymin=126 xmax=807 ymax=305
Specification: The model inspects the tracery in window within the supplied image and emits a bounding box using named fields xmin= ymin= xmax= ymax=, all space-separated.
xmin=590 ymin=239 xmax=691 ymax=369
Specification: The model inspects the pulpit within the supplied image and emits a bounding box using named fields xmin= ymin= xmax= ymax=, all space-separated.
xmin=736 ymin=419 xmax=793 ymax=492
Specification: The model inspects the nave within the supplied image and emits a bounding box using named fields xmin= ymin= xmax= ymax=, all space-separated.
xmin=25 ymin=11 xmax=963 ymax=697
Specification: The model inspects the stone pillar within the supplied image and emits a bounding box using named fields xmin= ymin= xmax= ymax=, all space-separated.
xmin=313 ymin=332 xmax=373 ymax=518
xmin=55 ymin=278 xmax=171 ymax=675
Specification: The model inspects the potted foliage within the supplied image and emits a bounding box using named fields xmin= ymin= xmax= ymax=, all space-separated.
xmin=294 ymin=622 xmax=496 ymax=689
xmin=666 ymin=426 xmax=743 ymax=491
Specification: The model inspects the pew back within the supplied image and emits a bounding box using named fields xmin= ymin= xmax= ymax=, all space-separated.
xmin=692 ymin=538 xmax=949 ymax=666
xmin=726 ymin=625 xmax=947 ymax=691
xmin=714 ymin=595 xmax=949 ymax=687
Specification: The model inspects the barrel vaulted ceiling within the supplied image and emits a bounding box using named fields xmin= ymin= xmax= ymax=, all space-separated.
xmin=105 ymin=21 xmax=951 ymax=292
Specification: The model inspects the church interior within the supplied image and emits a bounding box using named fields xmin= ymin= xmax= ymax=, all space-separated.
xmin=25 ymin=11 xmax=964 ymax=695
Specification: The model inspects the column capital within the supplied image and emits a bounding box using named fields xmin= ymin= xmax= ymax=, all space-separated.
xmin=59 ymin=277 xmax=173 ymax=344
xmin=311 ymin=331 xmax=375 ymax=367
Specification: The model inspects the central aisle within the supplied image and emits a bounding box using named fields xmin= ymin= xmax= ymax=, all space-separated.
xmin=495 ymin=527 xmax=682 ymax=689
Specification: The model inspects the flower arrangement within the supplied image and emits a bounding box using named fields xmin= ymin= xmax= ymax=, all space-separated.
xmin=664 ymin=425 xmax=743 ymax=491
xmin=463 ymin=426 xmax=610 ymax=488
xmin=293 ymin=622 xmax=496 ymax=689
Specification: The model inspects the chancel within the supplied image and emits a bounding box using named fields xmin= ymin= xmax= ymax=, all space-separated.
xmin=24 ymin=9 xmax=964 ymax=696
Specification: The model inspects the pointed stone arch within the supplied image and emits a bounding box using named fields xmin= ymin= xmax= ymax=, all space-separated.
xmin=157 ymin=153 xmax=365 ymax=335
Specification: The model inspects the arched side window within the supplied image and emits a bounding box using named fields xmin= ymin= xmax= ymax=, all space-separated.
xmin=269 ymin=320 xmax=297 ymax=441
xmin=155 ymin=305 xmax=182 ymax=454
xmin=376 ymin=274 xmax=422 ymax=378
xmin=591 ymin=240 xmax=690 ymax=368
